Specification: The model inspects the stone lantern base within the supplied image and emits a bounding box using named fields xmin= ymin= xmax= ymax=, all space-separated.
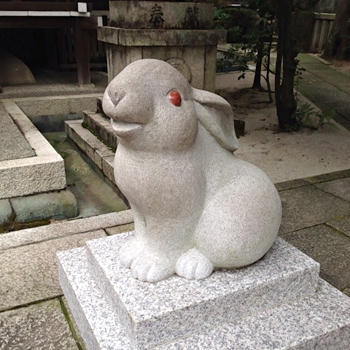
xmin=98 ymin=1 xmax=226 ymax=91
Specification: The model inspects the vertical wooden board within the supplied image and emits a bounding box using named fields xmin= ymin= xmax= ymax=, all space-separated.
xmin=67 ymin=28 xmax=75 ymax=63
xmin=45 ymin=29 xmax=60 ymax=70
xmin=318 ymin=20 xmax=329 ymax=51
xmin=56 ymin=29 xmax=68 ymax=65
xmin=75 ymin=21 xmax=91 ymax=85
xmin=328 ymin=20 xmax=335 ymax=39
xmin=90 ymin=30 xmax=99 ymax=60
xmin=311 ymin=20 xmax=321 ymax=51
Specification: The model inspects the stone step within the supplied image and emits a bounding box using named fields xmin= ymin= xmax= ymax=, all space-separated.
xmin=56 ymin=234 xmax=350 ymax=350
xmin=83 ymin=110 xmax=118 ymax=150
xmin=65 ymin=120 xmax=115 ymax=185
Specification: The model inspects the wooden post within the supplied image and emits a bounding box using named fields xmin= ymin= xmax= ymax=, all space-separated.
xmin=75 ymin=18 xmax=91 ymax=85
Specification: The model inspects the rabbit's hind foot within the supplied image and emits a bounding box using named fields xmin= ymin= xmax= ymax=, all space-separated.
xmin=176 ymin=248 xmax=213 ymax=280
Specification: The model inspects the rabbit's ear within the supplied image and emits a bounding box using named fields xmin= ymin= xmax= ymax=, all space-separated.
xmin=192 ymin=88 xmax=239 ymax=152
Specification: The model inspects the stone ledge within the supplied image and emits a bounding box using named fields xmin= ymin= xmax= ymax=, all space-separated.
xmin=11 ymin=189 xmax=78 ymax=223
xmin=0 ymin=210 xmax=133 ymax=251
xmin=275 ymin=168 xmax=350 ymax=191
xmin=0 ymin=100 xmax=66 ymax=198
xmin=0 ymin=189 xmax=79 ymax=233
xmin=14 ymin=94 xmax=103 ymax=118
xmin=98 ymin=27 xmax=226 ymax=46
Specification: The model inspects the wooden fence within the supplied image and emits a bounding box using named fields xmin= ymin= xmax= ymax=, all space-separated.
xmin=315 ymin=0 xmax=340 ymax=13
xmin=310 ymin=12 xmax=336 ymax=53
xmin=56 ymin=11 xmax=108 ymax=70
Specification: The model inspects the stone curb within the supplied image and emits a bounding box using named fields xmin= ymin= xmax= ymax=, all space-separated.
xmin=9 ymin=93 xmax=103 ymax=117
xmin=275 ymin=168 xmax=350 ymax=191
xmin=0 ymin=210 xmax=133 ymax=251
xmin=0 ymin=100 xmax=66 ymax=198
xmin=11 ymin=189 xmax=78 ymax=223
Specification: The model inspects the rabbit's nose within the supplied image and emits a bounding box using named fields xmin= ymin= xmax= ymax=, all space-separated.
xmin=108 ymin=88 xmax=126 ymax=107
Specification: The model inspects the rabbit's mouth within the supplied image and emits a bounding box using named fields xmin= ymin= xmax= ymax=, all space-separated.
xmin=111 ymin=119 xmax=143 ymax=137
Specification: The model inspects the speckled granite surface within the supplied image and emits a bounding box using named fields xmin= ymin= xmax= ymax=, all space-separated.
xmin=84 ymin=233 xmax=319 ymax=349
xmin=58 ymin=234 xmax=350 ymax=350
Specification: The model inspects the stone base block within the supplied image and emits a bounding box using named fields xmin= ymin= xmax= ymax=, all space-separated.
xmin=58 ymin=233 xmax=350 ymax=349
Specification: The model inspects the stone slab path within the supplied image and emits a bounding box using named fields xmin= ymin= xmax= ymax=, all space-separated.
xmin=0 ymin=102 xmax=35 ymax=161
xmin=298 ymin=53 xmax=350 ymax=130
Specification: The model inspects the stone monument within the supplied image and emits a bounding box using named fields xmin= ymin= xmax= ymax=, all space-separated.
xmin=57 ymin=60 xmax=350 ymax=349
xmin=102 ymin=59 xmax=282 ymax=282
xmin=98 ymin=1 xmax=226 ymax=91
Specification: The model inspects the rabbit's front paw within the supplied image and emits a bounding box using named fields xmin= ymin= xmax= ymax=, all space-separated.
xmin=176 ymin=248 xmax=213 ymax=280
xmin=130 ymin=252 xmax=174 ymax=282
xmin=119 ymin=237 xmax=144 ymax=268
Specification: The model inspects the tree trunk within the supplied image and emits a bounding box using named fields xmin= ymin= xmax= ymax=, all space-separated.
xmin=252 ymin=45 xmax=264 ymax=90
xmin=324 ymin=0 xmax=350 ymax=60
xmin=274 ymin=0 xmax=298 ymax=130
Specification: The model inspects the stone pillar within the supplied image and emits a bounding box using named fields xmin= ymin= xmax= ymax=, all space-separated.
xmin=98 ymin=1 xmax=226 ymax=92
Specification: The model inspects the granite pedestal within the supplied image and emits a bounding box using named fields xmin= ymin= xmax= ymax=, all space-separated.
xmin=58 ymin=232 xmax=350 ymax=349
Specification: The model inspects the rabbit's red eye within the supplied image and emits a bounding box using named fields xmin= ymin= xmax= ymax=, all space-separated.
xmin=168 ymin=90 xmax=182 ymax=107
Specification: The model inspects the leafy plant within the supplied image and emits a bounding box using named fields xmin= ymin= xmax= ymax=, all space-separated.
xmin=287 ymin=103 xmax=336 ymax=131
xmin=293 ymin=63 xmax=305 ymax=101
xmin=215 ymin=2 xmax=275 ymax=102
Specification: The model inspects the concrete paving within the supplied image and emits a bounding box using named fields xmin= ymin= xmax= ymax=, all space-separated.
xmin=216 ymin=62 xmax=350 ymax=183
xmin=298 ymin=53 xmax=350 ymax=130
xmin=1 ymin=58 xmax=350 ymax=349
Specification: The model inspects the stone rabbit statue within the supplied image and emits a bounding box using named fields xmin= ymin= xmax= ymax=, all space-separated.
xmin=102 ymin=59 xmax=282 ymax=282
